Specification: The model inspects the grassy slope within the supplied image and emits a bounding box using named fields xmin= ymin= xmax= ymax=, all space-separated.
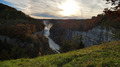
xmin=0 ymin=41 xmax=120 ymax=67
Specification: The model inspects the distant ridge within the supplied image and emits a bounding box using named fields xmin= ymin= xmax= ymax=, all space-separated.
xmin=0 ymin=3 xmax=32 ymax=20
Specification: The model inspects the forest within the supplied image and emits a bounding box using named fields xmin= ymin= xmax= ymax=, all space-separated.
xmin=0 ymin=3 xmax=54 ymax=60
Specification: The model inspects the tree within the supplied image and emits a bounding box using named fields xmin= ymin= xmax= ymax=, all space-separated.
xmin=60 ymin=36 xmax=84 ymax=53
xmin=104 ymin=0 xmax=120 ymax=16
xmin=0 ymin=50 xmax=9 ymax=60
xmin=103 ymin=0 xmax=120 ymax=40
xmin=104 ymin=0 xmax=120 ymax=10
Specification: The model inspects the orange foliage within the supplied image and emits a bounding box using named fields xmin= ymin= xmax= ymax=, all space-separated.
xmin=4 ymin=24 xmax=38 ymax=40
xmin=55 ymin=15 xmax=102 ymax=31
xmin=29 ymin=24 xmax=36 ymax=33
xmin=34 ymin=35 xmax=38 ymax=39
xmin=88 ymin=61 xmax=91 ymax=64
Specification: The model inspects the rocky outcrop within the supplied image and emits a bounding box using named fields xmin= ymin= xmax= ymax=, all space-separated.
xmin=50 ymin=26 xmax=115 ymax=47
xmin=65 ymin=26 xmax=115 ymax=46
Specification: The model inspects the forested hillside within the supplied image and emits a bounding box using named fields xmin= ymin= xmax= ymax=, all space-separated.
xmin=0 ymin=3 xmax=54 ymax=60
xmin=0 ymin=3 xmax=31 ymax=20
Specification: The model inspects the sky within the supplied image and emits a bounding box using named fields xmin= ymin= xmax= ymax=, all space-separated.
xmin=0 ymin=0 xmax=111 ymax=19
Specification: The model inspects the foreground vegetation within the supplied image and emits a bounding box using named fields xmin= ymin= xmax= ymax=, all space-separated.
xmin=0 ymin=41 xmax=120 ymax=67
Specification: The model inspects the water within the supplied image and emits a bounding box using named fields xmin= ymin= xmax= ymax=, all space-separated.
xmin=43 ymin=21 xmax=60 ymax=53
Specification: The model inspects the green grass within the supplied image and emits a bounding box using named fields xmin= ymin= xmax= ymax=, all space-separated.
xmin=0 ymin=41 xmax=120 ymax=67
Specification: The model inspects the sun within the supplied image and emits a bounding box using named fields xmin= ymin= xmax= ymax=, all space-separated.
xmin=58 ymin=0 xmax=79 ymax=16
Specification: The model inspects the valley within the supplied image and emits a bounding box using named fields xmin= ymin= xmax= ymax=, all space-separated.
xmin=0 ymin=0 xmax=120 ymax=66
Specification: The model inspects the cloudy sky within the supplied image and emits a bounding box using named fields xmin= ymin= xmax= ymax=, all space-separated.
xmin=0 ymin=0 xmax=111 ymax=19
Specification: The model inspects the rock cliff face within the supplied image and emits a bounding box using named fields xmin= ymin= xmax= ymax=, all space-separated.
xmin=65 ymin=26 xmax=115 ymax=46
xmin=50 ymin=26 xmax=115 ymax=47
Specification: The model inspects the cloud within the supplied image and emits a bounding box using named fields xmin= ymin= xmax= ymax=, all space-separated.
xmin=31 ymin=13 xmax=60 ymax=18
xmin=3 ymin=0 xmax=110 ymax=19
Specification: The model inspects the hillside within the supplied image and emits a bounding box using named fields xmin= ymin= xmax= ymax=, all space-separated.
xmin=0 ymin=3 xmax=31 ymax=20
xmin=0 ymin=41 xmax=120 ymax=67
xmin=0 ymin=3 xmax=53 ymax=60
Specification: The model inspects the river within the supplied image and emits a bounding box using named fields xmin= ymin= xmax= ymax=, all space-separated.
xmin=43 ymin=20 xmax=60 ymax=53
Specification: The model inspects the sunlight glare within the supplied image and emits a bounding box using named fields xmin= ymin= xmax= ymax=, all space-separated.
xmin=59 ymin=0 xmax=79 ymax=16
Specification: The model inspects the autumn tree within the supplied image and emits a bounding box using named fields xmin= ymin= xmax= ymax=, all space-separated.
xmin=103 ymin=0 xmax=120 ymax=39
xmin=104 ymin=0 xmax=120 ymax=17
xmin=105 ymin=0 xmax=120 ymax=10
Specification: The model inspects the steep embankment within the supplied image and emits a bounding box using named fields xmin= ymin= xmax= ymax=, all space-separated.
xmin=0 ymin=41 xmax=120 ymax=67
xmin=0 ymin=3 xmax=54 ymax=60
xmin=64 ymin=26 xmax=115 ymax=46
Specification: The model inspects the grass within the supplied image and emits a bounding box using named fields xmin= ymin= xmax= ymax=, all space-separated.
xmin=0 ymin=41 xmax=120 ymax=67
